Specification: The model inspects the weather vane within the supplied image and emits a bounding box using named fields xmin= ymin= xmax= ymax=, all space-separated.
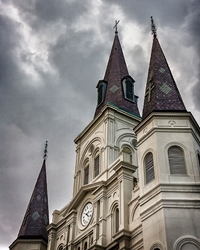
xmin=43 ymin=141 xmax=48 ymax=160
xmin=113 ymin=20 xmax=120 ymax=34
xmin=151 ymin=16 xmax=157 ymax=37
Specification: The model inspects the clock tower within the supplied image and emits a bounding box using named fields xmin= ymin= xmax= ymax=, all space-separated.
xmin=47 ymin=29 xmax=141 ymax=250
xmin=16 ymin=18 xmax=200 ymax=250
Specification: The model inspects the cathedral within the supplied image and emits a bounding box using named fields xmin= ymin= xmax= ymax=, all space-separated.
xmin=9 ymin=18 xmax=200 ymax=250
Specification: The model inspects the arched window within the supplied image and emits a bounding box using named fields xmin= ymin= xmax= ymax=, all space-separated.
xmin=84 ymin=165 xmax=89 ymax=184
xmin=115 ymin=208 xmax=119 ymax=233
xmin=145 ymin=152 xmax=155 ymax=184
xmin=84 ymin=242 xmax=87 ymax=250
xmin=122 ymin=76 xmax=135 ymax=102
xmin=168 ymin=146 xmax=186 ymax=174
xmin=112 ymin=205 xmax=119 ymax=235
xmin=94 ymin=155 xmax=100 ymax=178
xmin=97 ymin=80 xmax=107 ymax=106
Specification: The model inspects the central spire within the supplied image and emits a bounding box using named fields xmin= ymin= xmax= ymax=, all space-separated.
xmin=94 ymin=26 xmax=140 ymax=117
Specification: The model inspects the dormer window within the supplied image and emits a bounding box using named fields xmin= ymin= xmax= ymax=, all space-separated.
xmin=97 ymin=80 xmax=107 ymax=106
xmin=122 ymin=76 xmax=135 ymax=102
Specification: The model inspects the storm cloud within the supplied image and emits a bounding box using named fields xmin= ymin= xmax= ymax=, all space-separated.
xmin=0 ymin=1 xmax=200 ymax=249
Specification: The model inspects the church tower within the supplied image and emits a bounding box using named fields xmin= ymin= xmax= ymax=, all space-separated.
xmin=14 ymin=18 xmax=200 ymax=250
xmin=134 ymin=17 xmax=200 ymax=249
xmin=47 ymin=25 xmax=141 ymax=250
xmin=10 ymin=142 xmax=49 ymax=250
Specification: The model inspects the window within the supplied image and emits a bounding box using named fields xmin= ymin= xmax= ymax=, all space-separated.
xmin=97 ymin=80 xmax=107 ymax=106
xmin=122 ymin=76 xmax=135 ymax=102
xmin=84 ymin=165 xmax=89 ymax=184
xmin=145 ymin=152 xmax=155 ymax=184
xmin=197 ymin=153 xmax=200 ymax=173
xmin=168 ymin=146 xmax=186 ymax=174
xmin=112 ymin=205 xmax=119 ymax=235
xmin=115 ymin=208 xmax=119 ymax=233
xmin=84 ymin=242 xmax=87 ymax=250
xmin=94 ymin=155 xmax=99 ymax=178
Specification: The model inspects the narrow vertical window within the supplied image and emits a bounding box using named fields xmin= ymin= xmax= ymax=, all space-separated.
xmin=84 ymin=165 xmax=89 ymax=184
xmin=84 ymin=242 xmax=87 ymax=250
xmin=145 ymin=152 xmax=155 ymax=184
xmin=97 ymin=80 xmax=107 ymax=106
xmin=94 ymin=155 xmax=99 ymax=178
xmin=115 ymin=208 xmax=119 ymax=233
xmin=98 ymin=84 xmax=103 ymax=105
xmin=126 ymin=79 xmax=133 ymax=100
xmin=168 ymin=146 xmax=186 ymax=174
xmin=122 ymin=76 xmax=135 ymax=102
xmin=197 ymin=154 xmax=200 ymax=174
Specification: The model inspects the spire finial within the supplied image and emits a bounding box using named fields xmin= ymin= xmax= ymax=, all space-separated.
xmin=151 ymin=16 xmax=157 ymax=37
xmin=43 ymin=141 xmax=48 ymax=161
xmin=113 ymin=20 xmax=120 ymax=34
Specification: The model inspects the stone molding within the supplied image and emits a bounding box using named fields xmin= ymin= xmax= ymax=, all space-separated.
xmin=173 ymin=235 xmax=200 ymax=250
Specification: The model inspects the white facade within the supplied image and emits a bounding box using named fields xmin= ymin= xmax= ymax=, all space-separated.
xmin=47 ymin=104 xmax=200 ymax=250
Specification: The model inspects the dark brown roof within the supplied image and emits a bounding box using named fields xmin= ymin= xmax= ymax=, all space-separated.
xmin=18 ymin=159 xmax=49 ymax=241
xmin=94 ymin=33 xmax=140 ymax=117
xmin=142 ymin=36 xmax=186 ymax=119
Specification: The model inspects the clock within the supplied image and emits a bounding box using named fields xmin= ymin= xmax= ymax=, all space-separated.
xmin=81 ymin=202 xmax=93 ymax=226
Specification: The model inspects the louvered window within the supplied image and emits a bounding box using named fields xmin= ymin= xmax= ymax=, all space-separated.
xmin=122 ymin=76 xmax=135 ymax=102
xmin=84 ymin=165 xmax=89 ymax=184
xmin=126 ymin=79 xmax=133 ymax=100
xmin=97 ymin=80 xmax=107 ymax=106
xmin=145 ymin=152 xmax=155 ymax=184
xmin=168 ymin=146 xmax=186 ymax=174
xmin=94 ymin=155 xmax=99 ymax=178
xmin=98 ymin=84 xmax=103 ymax=105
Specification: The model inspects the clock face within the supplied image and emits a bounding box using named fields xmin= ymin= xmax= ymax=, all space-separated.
xmin=81 ymin=202 xmax=93 ymax=226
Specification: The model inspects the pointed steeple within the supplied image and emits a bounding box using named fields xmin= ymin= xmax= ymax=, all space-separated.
xmin=18 ymin=141 xmax=49 ymax=241
xmin=94 ymin=28 xmax=140 ymax=117
xmin=142 ymin=17 xmax=186 ymax=119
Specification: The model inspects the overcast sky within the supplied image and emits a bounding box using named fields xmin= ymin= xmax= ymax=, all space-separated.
xmin=0 ymin=0 xmax=200 ymax=249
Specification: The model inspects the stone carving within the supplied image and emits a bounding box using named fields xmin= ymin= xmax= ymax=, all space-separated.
xmin=168 ymin=120 xmax=176 ymax=126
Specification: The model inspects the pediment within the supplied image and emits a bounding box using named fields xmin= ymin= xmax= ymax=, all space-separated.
xmin=63 ymin=181 xmax=106 ymax=217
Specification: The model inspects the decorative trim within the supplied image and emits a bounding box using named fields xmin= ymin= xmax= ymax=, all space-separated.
xmin=150 ymin=240 xmax=165 ymax=250
xmin=173 ymin=235 xmax=200 ymax=250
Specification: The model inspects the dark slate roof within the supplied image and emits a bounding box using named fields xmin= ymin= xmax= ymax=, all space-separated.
xmin=18 ymin=159 xmax=49 ymax=241
xmin=94 ymin=33 xmax=140 ymax=117
xmin=142 ymin=36 xmax=186 ymax=119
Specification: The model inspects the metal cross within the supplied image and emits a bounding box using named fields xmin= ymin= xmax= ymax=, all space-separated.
xmin=145 ymin=78 xmax=155 ymax=102
xmin=151 ymin=16 xmax=157 ymax=37
xmin=43 ymin=141 xmax=48 ymax=160
xmin=113 ymin=20 xmax=120 ymax=33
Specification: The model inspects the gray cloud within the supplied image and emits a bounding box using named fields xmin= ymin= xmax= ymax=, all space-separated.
xmin=0 ymin=1 xmax=200 ymax=249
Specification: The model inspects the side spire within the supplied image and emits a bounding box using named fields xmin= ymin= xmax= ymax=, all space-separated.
xmin=94 ymin=24 xmax=140 ymax=118
xmin=17 ymin=142 xmax=49 ymax=241
xmin=142 ymin=17 xmax=186 ymax=119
